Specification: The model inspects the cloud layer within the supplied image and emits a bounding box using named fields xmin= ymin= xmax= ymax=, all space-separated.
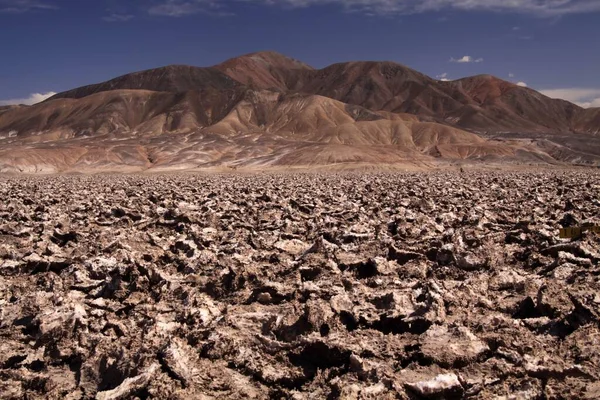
xmin=144 ymin=0 xmax=600 ymax=17
xmin=5 ymin=0 xmax=600 ymax=17
xmin=0 ymin=92 xmax=56 ymax=106
xmin=540 ymin=88 xmax=600 ymax=108
xmin=0 ymin=0 xmax=55 ymax=13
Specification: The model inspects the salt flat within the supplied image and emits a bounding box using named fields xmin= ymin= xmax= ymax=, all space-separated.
xmin=1 ymin=171 xmax=599 ymax=398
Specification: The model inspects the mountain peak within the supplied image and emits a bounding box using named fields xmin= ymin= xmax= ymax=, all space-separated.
xmin=213 ymin=51 xmax=314 ymax=90
xmin=219 ymin=51 xmax=315 ymax=71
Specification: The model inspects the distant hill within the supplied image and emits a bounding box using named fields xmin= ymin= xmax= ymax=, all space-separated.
xmin=0 ymin=51 xmax=598 ymax=173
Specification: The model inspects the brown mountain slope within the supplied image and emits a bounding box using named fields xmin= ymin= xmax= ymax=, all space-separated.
xmin=1 ymin=51 xmax=598 ymax=172
xmin=47 ymin=52 xmax=304 ymax=101
xmin=574 ymin=107 xmax=600 ymax=134
xmin=0 ymin=89 xmax=550 ymax=173
xmin=48 ymin=65 xmax=241 ymax=101
xmin=213 ymin=53 xmax=596 ymax=134
xmin=1 ymin=87 xmax=247 ymax=140
xmin=46 ymin=51 xmax=597 ymax=135
xmin=0 ymin=105 xmax=25 ymax=117
xmin=215 ymin=51 xmax=314 ymax=90
xmin=291 ymin=61 xmax=463 ymax=115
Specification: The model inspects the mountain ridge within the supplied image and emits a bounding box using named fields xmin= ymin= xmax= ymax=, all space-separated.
xmin=0 ymin=51 xmax=598 ymax=173
xmin=45 ymin=51 xmax=597 ymax=135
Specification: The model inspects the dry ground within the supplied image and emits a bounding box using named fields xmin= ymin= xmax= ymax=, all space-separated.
xmin=1 ymin=171 xmax=600 ymax=399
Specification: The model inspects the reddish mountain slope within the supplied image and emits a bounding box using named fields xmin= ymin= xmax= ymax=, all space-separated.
xmin=448 ymin=75 xmax=581 ymax=132
xmin=213 ymin=52 xmax=596 ymax=134
xmin=215 ymin=51 xmax=314 ymax=90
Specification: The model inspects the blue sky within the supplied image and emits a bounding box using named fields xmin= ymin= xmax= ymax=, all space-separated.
xmin=1 ymin=0 xmax=599 ymax=107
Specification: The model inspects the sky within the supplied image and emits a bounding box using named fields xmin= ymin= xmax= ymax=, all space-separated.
xmin=0 ymin=0 xmax=599 ymax=107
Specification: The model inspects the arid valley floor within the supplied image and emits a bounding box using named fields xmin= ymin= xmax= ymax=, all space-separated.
xmin=1 ymin=171 xmax=600 ymax=399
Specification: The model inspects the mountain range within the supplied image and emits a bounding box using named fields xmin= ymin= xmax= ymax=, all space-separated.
xmin=0 ymin=51 xmax=599 ymax=173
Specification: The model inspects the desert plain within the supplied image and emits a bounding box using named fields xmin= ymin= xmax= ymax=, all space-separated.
xmin=0 ymin=170 xmax=599 ymax=399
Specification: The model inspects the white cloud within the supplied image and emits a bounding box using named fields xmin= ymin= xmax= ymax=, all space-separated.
xmin=149 ymin=1 xmax=202 ymax=16
xmin=540 ymin=88 xmax=600 ymax=108
xmin=450 ymin=55 xmax=483 ymax=63
xmin=516 ymin=81 xmax=527 ymax=87
xmin=509 ymin=73 xmax=515 ymax=78
xmin=436 ymin=72 xmax=450 ymax=81
xmin=0 ymin=0 xmax=55 ymax=13
xmin=583 ymin=98 xmax=600 ymax=108
xmin=103 ymin=13 xmax=134 ymax=22
xmin=144 ymin=0 xmax=600 ymax=17
xmin=148 ymin=0 xmax=231 ymax=16
xmin=0 ymin=92 xmax=56 ymax=106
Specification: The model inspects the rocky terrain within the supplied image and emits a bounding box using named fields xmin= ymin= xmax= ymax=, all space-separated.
xmin=1 ymin=171 xmax=599 ymax=399
xmin=0 ymin=52 xmax=599 ymax=173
